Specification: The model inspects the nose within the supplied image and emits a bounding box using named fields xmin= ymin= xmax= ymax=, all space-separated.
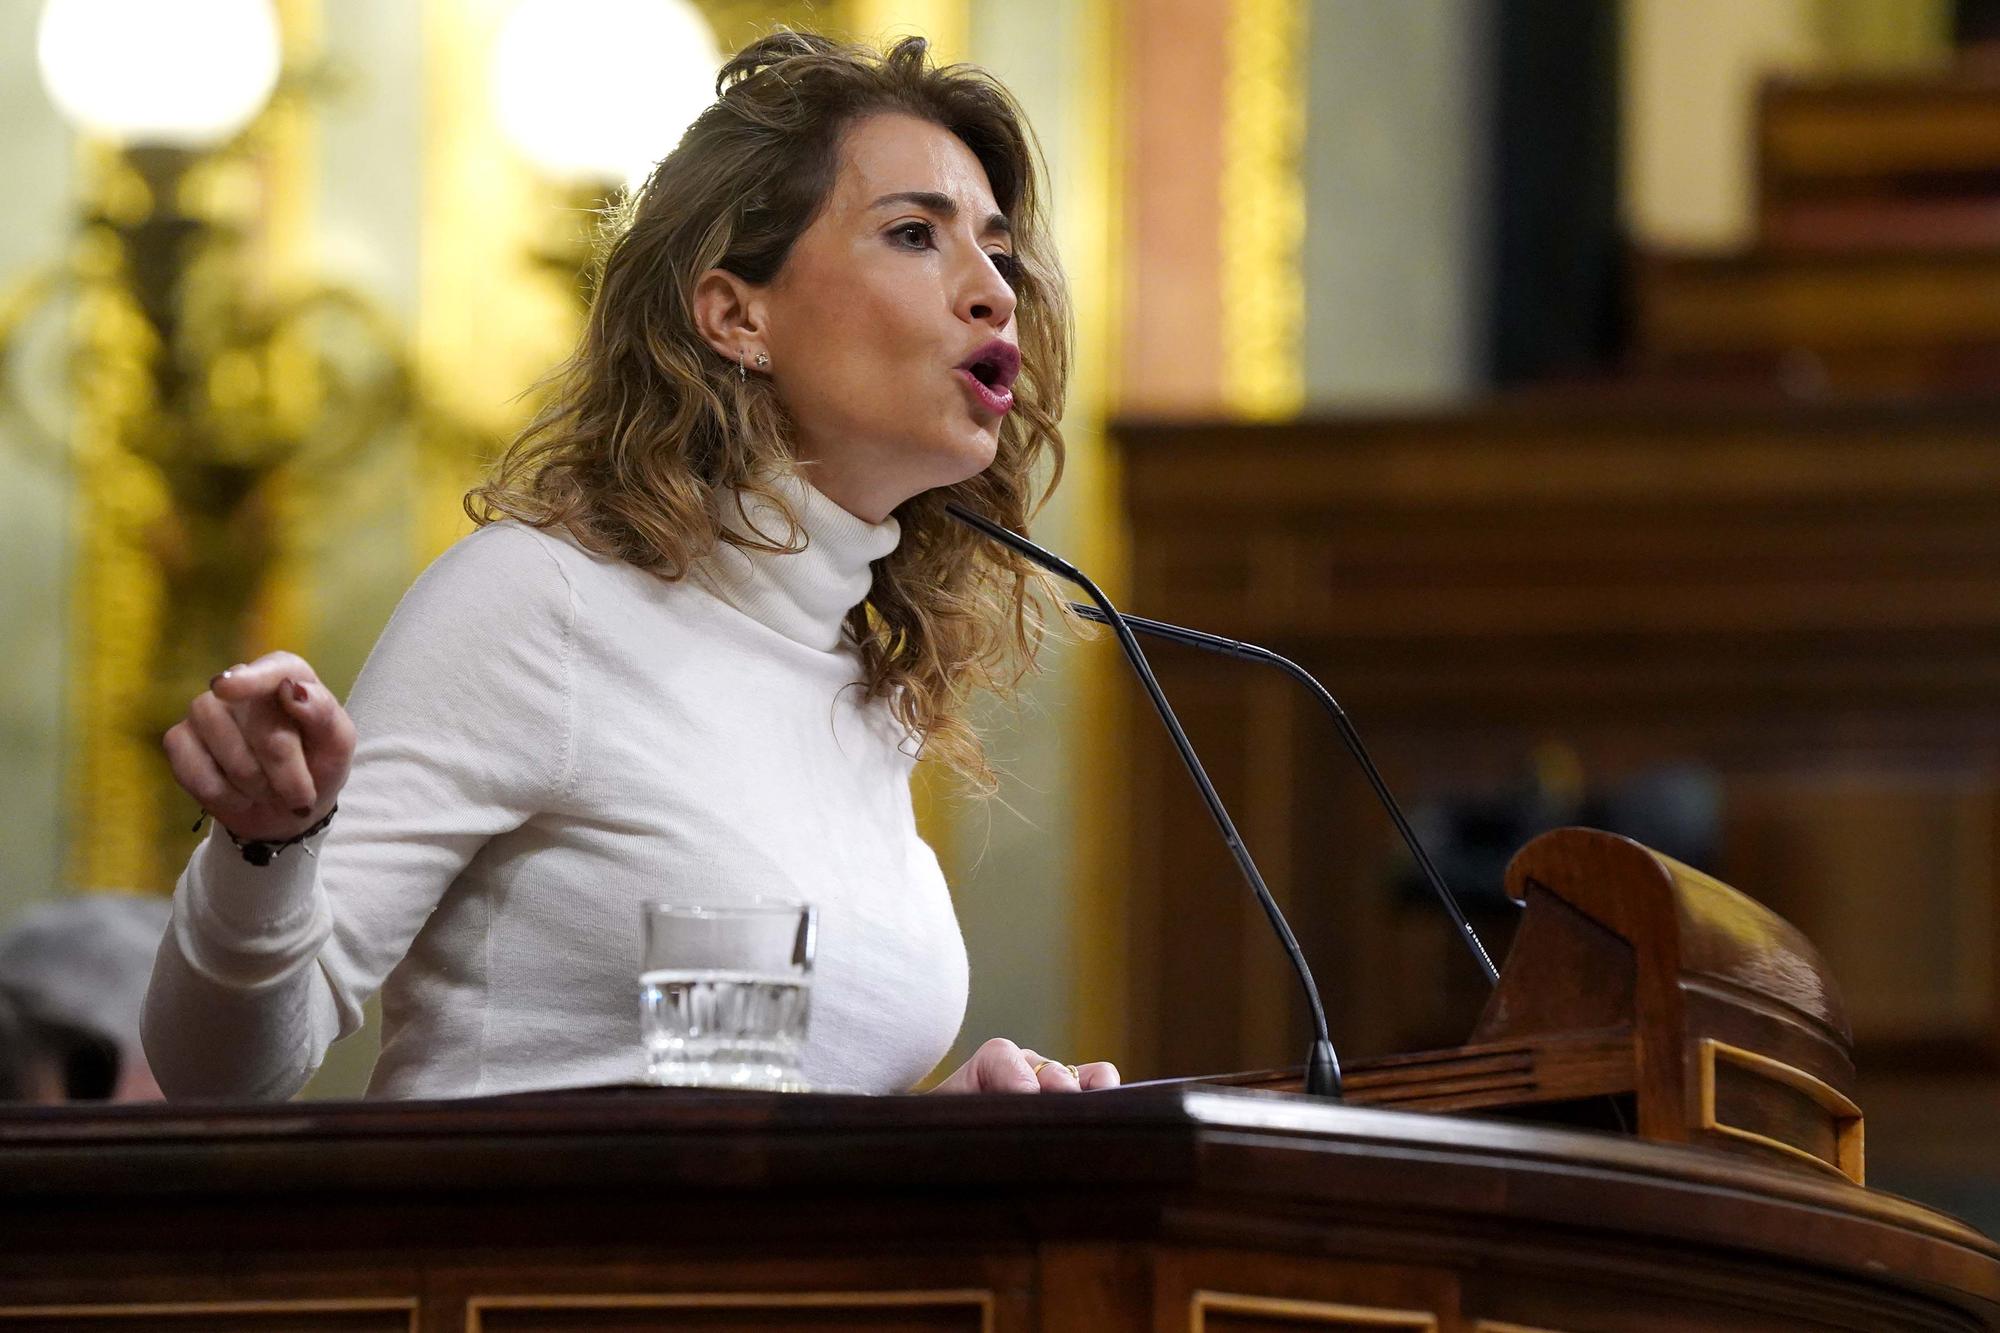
xmin=955 ymin=247 xmax=1017 ymax=330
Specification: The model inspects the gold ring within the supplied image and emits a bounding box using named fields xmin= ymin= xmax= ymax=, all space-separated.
xmin=1031 ymin=1059 xmax=1081 ymax=1079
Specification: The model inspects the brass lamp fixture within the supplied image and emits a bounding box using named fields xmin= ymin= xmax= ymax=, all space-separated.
xmin=2 ymin=0 xmax=421 ymax=890
xmin=489 ymin=0 xmax=724 ymax=296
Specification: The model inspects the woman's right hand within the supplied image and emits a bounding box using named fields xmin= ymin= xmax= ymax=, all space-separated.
xmin=162 ymin=650 xmax=357 ymax=844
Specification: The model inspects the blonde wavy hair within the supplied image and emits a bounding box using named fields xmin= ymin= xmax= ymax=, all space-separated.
xmin=465 ymin=30 xmax=1072 ymax=793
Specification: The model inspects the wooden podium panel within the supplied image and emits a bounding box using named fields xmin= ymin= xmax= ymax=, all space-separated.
xmin=1 ymin=1085 xmax=1995 ymax=1332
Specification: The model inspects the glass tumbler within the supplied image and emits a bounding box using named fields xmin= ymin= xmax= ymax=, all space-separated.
xmin=639 ymin=900 xmax=816 ymax=1091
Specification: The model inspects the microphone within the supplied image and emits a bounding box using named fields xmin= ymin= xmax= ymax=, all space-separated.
xmin=1066 ymin=602 xmax=1499 ymax=986
xmin=945 ymin=503 xmax=1341 ymax=1097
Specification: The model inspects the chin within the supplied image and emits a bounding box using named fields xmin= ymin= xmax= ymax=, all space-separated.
xmin=922 ymin=426 xmax=1001 ymax=491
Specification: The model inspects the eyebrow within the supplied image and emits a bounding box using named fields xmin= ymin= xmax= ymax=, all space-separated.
xmin=868 ymin=190 xmax=1011 ymax=237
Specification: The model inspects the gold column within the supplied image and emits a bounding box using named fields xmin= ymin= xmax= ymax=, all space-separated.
xmin=1062 ymin=0 xmax=1132 ymax=1068
xmin=65 ymin=192 xmax=169 ymax=891
xmin=1219 ymin=0 xmax=1306 ymax=420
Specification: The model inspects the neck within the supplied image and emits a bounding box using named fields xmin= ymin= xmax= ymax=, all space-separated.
xmin=796 ymin=463 xmax=902 ymax=525
xmin=699 ymin=471 xmax=903 ymax=652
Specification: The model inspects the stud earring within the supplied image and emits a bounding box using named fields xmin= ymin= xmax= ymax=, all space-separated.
xmin=754 ymin=352 xmax=770 ymax=370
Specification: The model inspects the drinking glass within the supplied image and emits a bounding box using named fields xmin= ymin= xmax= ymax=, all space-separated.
xmin=639 ymin=900 xmax=816 ymax=1091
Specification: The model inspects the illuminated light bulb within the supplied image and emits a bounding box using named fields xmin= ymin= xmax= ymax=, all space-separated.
xmin=491 ymin=0 xmax=723 ymax=189
xmin=36 ymin=0 xmax=283 ymax=149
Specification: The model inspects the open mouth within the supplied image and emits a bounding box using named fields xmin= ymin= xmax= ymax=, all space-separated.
xmin=956 ymin=341 xmax=1020 ymax=416
xmin=957 ymin=341 xmax=1021 ymax=392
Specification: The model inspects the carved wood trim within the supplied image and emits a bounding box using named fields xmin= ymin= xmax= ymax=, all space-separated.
xmin=1190 ymin=1290 xmax=1438 ymax=1330
xmin=1699 ymin=1037 xmax=1867 ymax=1185
xmin=464 ymin=1288 xmax=995 ymax=1333
xmin=0 ymin=1300 xmax=416 ymax=1329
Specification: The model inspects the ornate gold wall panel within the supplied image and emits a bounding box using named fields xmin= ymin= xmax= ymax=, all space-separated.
xmin=1219 ymin=0 xmax=1305 ymax=420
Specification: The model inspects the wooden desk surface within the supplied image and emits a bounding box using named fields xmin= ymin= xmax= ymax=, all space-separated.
xmin=1 ymin=1085 xmax=1994 ymax=1331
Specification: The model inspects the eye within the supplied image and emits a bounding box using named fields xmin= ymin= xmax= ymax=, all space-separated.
xmin=888 ymin=220 xmax=935 ymax=250
xmin=987 ymin=250 xmax=1021 ymax=286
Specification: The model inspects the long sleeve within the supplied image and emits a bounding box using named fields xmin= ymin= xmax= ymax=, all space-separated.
xmin=142 ymin=523 xmax=579 ymax=1100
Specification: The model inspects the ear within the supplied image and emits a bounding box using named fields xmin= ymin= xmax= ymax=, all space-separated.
xmin=692 ymin=267 xmax=769 ymax=366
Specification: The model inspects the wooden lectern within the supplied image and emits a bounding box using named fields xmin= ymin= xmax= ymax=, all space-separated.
xmin=0 ymin=831 xmax=1995 ymax=1331
xmin=1241 ymin=827 xmax=1868 ymax=1185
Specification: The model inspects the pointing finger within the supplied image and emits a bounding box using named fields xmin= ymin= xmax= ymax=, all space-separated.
xmin=278 ymin=677 xmax=356 ymax=766
xmin=210 ymin=650 xmax=321 ymax=703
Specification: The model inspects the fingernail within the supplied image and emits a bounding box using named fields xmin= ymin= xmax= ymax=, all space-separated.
xmin=293 ymin=806 xmax=313 ymax=818
xmin=287 ymin=679 xmax=308 ymax=704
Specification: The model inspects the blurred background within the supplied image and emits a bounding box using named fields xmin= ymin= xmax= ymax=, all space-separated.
xmin=2 ymin=0 xmax=1997 ymax=1229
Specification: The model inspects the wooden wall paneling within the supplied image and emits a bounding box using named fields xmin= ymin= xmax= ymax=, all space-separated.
xmin=1723 ymin=764 xmax=2000 ymax=1056
xmin=1759 ymin=77 xmax=2000 ymax=204
xmin=1124 ymin=651 xmax=1170 ymax=1076
xmin=1132 ymin=650 xmax=1397 ymax=1079
xmin=1632 ymin=250 xmax=2000 ymax=368
xmin=1114 ymin=405 xmax=2000 ymax=1102
xmin=1237 ymin=667 xmax=1302 ymax=1071
xmin=1137 ymin=658 xmax=1257 ymax=1077
xmin=1289 ymin=701 xmax=1402 ymax=1059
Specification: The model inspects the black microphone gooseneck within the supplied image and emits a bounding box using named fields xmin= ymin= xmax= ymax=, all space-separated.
xmin=945 ymin=503 xmax=1341 ymax=1097
xmin=1067 ymin=602 xmax=1499 ymax=986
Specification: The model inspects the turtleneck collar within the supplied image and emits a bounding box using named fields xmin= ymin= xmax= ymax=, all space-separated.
xmin=696 ymin=472 xmax=902 ymax=652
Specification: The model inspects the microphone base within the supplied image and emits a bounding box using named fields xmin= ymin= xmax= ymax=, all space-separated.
xmin=1304 ymin=1040 xmax=1343 ymax=1098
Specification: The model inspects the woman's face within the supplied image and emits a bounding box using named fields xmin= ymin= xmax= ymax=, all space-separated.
xmin=703 ymin=113 xmax=1021 ymax=523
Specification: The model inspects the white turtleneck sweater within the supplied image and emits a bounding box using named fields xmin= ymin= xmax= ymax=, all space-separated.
xmin=142 ymin=479 xmax=970 ymax=1100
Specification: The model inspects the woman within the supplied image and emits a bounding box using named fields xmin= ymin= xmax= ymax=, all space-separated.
xmin=143 ymin=31 xmax=1116 ymax=1100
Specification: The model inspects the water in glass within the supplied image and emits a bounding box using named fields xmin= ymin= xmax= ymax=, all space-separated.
xmin=640 ymin=966 xmax=811 ymax=1090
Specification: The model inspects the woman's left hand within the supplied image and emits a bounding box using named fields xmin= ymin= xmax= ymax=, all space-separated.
xmin=927 ymin=1037 xmax=1121 ymax=1094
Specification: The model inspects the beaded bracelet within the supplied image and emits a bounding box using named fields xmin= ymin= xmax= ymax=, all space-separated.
xmin=190 ymin=805 xmax=338 ymax=866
